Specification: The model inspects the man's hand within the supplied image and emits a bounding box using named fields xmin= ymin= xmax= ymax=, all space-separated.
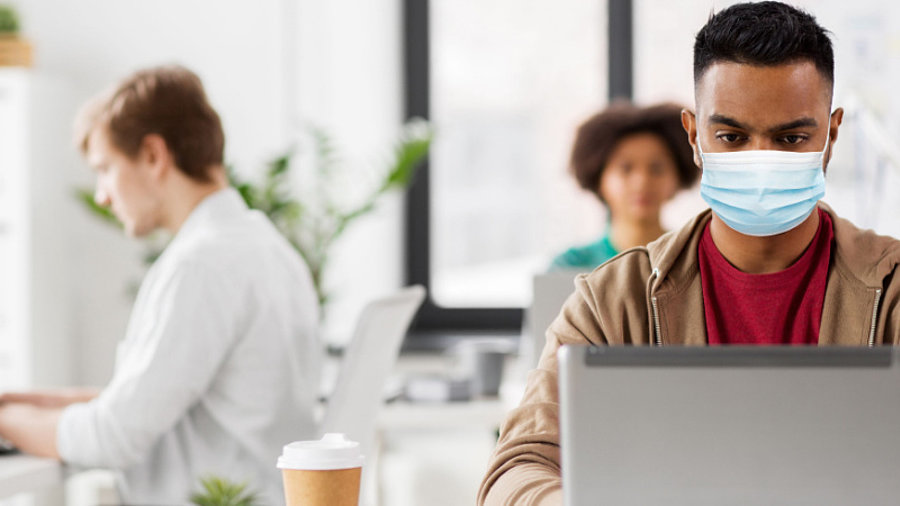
xmin=0 ymin=388 xmax=100 ymax=409
xmin=0 ymin=403 xmax=63 ymax=460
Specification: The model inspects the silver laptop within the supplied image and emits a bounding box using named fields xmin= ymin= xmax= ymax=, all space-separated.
xmin=558 ymin=346 xmax=900 ymax=506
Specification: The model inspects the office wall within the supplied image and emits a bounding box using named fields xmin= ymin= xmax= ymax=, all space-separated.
xmin=13 ymin=0 xmax=403 ymax=385
xmin=292 ymin=0 xmax=405 ymax=344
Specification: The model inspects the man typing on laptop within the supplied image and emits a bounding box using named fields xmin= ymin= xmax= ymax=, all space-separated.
xmin=478 ymin=2 xmax=900 ymax=505
xmin=0 ymin=66 xmax=320 ymax=505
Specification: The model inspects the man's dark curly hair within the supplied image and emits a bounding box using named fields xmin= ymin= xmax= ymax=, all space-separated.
xmin=693 ymin=1 xmax=834 ymax=85
xmin=570 ymin=102 xmax=699 ymax=202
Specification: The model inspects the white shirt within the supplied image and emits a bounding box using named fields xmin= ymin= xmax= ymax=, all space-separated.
xmin=58 ymin=188 xmax=320 ymax=505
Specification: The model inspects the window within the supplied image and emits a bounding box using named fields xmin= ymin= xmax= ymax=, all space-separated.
xmin=405 ymin=0 xmax=631 ymax=332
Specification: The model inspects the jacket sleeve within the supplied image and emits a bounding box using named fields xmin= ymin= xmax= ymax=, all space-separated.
xmin=477 ymin=273 xmax=607 ymax=506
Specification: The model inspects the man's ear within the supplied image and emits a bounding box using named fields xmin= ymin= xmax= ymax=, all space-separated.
xmin=681 ymin=108 xmax=701 ymax=168
xmin=139 ymin=134 xmax=172 ymax=181
xmin=825 ymin=108 xmax=843 ymax=167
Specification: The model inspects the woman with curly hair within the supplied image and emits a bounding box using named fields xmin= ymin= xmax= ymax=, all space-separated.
xmin=551 ymin=102 xmax=700 ymax=271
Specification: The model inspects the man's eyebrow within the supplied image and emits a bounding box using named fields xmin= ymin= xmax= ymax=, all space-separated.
xmin=708 ymin=114 xmax=748 ymax=130
xmin=708 ymin=114 xmax=819 ymax=133
xmin=768 ymin=117 xmax=818 ymax=132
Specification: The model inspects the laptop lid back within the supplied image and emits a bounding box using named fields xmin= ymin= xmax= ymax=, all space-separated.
xmin=558 ymin=346 xmax=900 ymax=506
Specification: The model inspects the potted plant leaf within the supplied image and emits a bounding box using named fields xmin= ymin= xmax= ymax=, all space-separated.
xmin=0 ymin=4 xmax=33 ymax=67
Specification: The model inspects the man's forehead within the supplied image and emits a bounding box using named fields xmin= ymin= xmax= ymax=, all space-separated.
xmin=694 ymin=60 xmax=832 ymax=122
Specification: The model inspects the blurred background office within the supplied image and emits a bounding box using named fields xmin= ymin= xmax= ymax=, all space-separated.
xmin=1 ymin=0 xmax=900 ymax=505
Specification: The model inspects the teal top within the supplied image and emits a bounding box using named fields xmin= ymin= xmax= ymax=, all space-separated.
xmin=550 ymin=233 xmax=620 ymax=272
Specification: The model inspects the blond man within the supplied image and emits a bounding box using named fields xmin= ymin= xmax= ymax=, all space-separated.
xmin=0 ymin=66 xmax=320 ymax=505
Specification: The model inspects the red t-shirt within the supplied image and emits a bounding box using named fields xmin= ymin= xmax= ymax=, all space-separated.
xmin=698 ymin=209 xmax=833 ymax=345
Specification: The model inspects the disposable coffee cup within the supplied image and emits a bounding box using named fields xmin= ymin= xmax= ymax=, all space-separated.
xmin=277 ymin=433 xmax=365 ymax=506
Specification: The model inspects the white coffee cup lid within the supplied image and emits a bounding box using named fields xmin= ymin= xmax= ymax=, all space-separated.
xmin=277 ymin=433 xmax=365 ymax=471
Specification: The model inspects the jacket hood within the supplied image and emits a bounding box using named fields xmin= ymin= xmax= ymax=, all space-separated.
xmin=826 ymin=203 xmax=900 ymax=288
xmin=645 ymin=208 xmax=711 ymax=291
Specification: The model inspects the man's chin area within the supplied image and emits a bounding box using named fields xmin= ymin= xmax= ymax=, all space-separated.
xmin=124 ymin=224 xmax=152 ymax=239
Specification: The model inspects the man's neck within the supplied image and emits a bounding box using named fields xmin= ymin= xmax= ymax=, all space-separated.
xmin=708 ymin=209 xmax=821 ymax=274
xmin=161 ymin=169 xmax=229 ymax=235
xmin=609 ymin=216 xmax=666 ymax=251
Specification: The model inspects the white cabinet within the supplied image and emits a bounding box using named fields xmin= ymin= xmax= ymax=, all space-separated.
xmin=0 ymin=68 xmax=72 ymax=390
xmin=0 ymin=69 xmax=32 ymax=389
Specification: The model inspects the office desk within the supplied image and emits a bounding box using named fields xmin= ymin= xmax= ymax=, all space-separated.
xmin=0 ymin=454 xmax=62 ymax=498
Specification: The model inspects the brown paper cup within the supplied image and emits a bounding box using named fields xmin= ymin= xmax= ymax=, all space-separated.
xmin=282 ymin=467 xmax=361 ymax=506
xmin=277 ymin=433 xmax=365 ymax=506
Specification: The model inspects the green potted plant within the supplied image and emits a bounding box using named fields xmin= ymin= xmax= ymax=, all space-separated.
xmin=189 ymin=476 xmax=261 ymax=506
xmin=0 ymin=3 xmax=33 ymax=67
xmin=228 ymin=120 xmax=432 ymax=307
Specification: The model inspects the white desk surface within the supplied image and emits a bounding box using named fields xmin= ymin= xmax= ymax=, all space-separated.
xmin=379 ymin=398 xmax=508 ymax=431
xmin=0 ymin=453 xmax=62 ymax=498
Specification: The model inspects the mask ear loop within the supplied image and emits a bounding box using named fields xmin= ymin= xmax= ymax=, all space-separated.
xmin=695 ymin=118 xmax=706 ymax=158
xmin=823 ymin=108 xmax=834 ymax=150
xmin=820 ymin=108 xmax=835 ymax=169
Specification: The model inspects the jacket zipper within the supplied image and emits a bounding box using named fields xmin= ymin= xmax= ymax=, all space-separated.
xmin=867 ymin=288 xmax=883 ymax=347
xmin=651 ymin=296 xmax=662 ymax=346
xmin=649 ymin=267 xmax=662 ymax=346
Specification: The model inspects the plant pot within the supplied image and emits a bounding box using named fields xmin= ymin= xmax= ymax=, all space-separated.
xmin=0 ymin=34 xmax=33 ymax=67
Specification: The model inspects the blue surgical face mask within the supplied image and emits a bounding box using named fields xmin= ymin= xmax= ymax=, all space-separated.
xmin=698 ymin=127 xmax=829 ymax=237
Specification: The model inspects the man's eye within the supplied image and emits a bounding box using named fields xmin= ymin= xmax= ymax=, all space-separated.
xmin=718 ymin=133 xmax=741 ymax=143
xmin=781 ymin=135 xmax=805 ymax=145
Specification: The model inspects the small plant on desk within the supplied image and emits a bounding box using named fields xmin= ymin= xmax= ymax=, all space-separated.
xmin=189 ymin=476 xmax=261 ymax=506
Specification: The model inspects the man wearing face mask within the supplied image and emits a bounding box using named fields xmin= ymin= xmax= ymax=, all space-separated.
xmin=478 ymin=2 xmax=900 ymax=505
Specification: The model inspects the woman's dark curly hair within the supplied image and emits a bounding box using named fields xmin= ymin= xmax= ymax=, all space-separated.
xmin=570 ymin=102 xmax=699 ymax=202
